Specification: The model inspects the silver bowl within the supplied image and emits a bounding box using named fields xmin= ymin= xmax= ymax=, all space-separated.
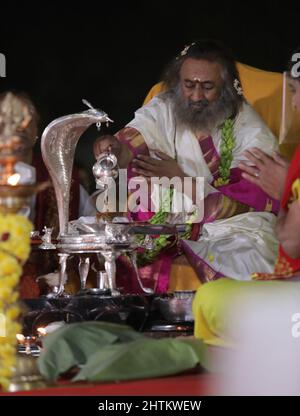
xmin=92 ymin=152 xmax=118 ymax=189
xmin=156 ymin=291 xmax=196 ymax=322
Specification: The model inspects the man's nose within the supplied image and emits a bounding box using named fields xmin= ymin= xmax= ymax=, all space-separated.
xmin=190 ymin=85 xmax=205 ymax=102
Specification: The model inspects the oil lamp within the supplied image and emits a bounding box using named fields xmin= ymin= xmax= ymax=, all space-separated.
xmin=0 ymin=92 xmax=48 ymax=392
xmin=0 ymin=92 xmax=48 ymax=213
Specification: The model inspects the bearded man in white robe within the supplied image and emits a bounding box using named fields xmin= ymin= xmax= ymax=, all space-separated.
xmin=94 ymin=40 xmax=279 ymax=293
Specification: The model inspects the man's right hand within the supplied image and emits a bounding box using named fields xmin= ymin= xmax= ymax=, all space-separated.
xmin=93 ymin=135 xmax=122 ymax=159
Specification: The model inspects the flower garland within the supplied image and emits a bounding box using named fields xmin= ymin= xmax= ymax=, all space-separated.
xmin=136 ymin=188 xmax=196 ymax=266
xmin=0 ymin=214 xmax=32 ymax=391
xmin=136 ymin=188 xmax=174 ymax=266
xmin=214 ymin=118 xmax=236 ymax=187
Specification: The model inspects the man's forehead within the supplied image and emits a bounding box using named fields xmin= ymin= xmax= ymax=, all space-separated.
xmin=180 ymin=58 xmax=223 ymax=82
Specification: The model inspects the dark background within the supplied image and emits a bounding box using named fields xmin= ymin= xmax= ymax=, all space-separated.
xmin=0 ymin=1 xmax=298 ymax=191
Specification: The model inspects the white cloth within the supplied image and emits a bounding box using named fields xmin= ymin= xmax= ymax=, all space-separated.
xmin=220 ymin=282 xmax=300 ymax=394
xmin=127 ymin=92 xmax=279 ymax=280
xmin=184 ymin=212 xmax=278 ymax=279
xmin=127 ymin=92 xmax=279 ymax=197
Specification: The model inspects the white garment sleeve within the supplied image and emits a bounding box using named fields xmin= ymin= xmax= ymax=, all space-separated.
xmin=231 ymin=102 xmax=279 ymax=167
xmin=127 ymin=93 xmax=177 ymax=158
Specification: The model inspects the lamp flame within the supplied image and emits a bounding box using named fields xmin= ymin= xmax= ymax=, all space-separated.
xmin=7 ymin=173 xmax=20 ymax=186
xmin=16 ymin=333 xmax=25 ymax=343
xmin=37 ymin=327 xmax=47 ymax=336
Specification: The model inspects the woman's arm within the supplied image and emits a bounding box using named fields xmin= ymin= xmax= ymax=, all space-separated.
xmin=238 ymin=147 xmax=289 ymax=201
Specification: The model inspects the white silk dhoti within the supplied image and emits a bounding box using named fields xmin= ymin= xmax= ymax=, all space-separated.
xmin=183 ymin=212 xmax=278 ymax=280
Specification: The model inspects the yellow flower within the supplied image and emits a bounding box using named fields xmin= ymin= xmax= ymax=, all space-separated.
xmin=0 ymin=213 xmax=32 ymax=391
xmin=0 ymin=367 xmax=13 ymax=378
xmin=0 ymin=253 xmax=21 ymax=276
xmin=6 ymin=306 xmax=20 ymax=321
xmin=208 ymin=253 xmax=215 ymax=262
xmin=0 ymin=377 xmax=9 ymax=391
xmin=0 ymin=214 xmax=32 ymax=261
xmin=214 ymin=177 xmax=230 ymax=187
xmin=0 ymin=287 xmax=13 ymax=300
xmin=2 ymin=274 xmax=20 ymax=289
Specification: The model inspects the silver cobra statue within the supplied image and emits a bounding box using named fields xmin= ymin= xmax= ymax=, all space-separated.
xmin=41 ymin=100 xmax=113 ymax=236
xmin=40 ymin=100 xmax=117 ymax=297
xmin=40 ymin=100 xmax=184 ymax=296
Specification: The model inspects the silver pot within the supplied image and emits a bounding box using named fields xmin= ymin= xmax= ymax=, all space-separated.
xmin=92 ymin=152 xmax=118 ymax=189
xmin=155 ymin=290 xmax=196 ymax=322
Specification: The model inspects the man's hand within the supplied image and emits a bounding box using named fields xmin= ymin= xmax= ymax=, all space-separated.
xmin=93 ymin=135 xmax=122 ymax=159
xmin=132 ymin=150 xmax=185 ymax=179
xmin=238 ymin=147 xmax=289 ymax=201
xmin=93 ymin=134 xmax=133 ymax=168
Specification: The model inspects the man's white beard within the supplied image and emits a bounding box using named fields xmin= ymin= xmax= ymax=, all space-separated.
xmin=173 ymin=86 xmax=237 ymax=133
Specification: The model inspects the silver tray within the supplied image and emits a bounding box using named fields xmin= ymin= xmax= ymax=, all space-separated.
xmin=57 ymin=233 xmax=136 ymax=254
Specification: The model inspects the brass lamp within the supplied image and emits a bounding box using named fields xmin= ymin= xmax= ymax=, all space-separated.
xmin=0 ymin=92 xmax=49 ymax=392
xmin=0 ymin=92 xmax=48 ymax=213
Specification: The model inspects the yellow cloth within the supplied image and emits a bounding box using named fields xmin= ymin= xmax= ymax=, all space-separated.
xmin=192 ymin=278 xmax=242 ymax=347
xmin=292 ymin=178 xmax=300 ymax=205
xmin=192 ymin=277 xmax=300 ymax=347
xmin=169 ymin=255 xmax=202 ymax=291
xmin=143 ymin=62 xmax=300 ymax=160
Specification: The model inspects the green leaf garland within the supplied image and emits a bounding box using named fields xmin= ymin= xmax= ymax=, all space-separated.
xmin=214 ymin=118 xmax=236 ymax=187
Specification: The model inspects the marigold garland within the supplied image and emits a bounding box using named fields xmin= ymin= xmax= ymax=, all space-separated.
xmin=0 ymin=213 xmax=32 ymax=391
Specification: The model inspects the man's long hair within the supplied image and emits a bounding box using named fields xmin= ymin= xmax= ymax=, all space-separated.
xmin=163 ymin=40 xmax=244 ymax=128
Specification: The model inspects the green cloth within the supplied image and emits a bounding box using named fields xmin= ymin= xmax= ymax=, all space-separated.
xmin=38 ymin=321 xmax=208 ymax=382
